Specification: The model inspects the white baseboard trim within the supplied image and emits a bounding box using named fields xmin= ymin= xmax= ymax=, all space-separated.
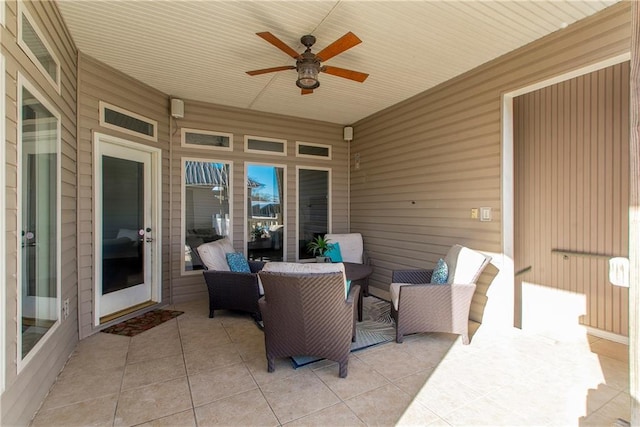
xmin=585 ymin=326 xmax=629 ymax=345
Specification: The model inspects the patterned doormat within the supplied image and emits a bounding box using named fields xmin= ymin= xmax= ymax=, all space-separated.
xmin=101 ymin=309 xmax=183 ymax=337
xmin=291 ymin=296 xmax=395 ymax=367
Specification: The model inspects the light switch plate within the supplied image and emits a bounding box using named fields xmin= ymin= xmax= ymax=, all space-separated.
xmin=480 ymin=207 xmax=492 ymax=222
xmin=470 ymin=208 xmax=479 ymax=219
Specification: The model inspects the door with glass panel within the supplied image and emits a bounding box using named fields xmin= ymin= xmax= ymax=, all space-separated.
xmin=20 ymin=84 xmax=60 ymax=360
xmin=96 ymin=136 xmax=159 ymax=323
xmin=246 ymin=164 xmax=285 ymax=261
xmin=298 ymin=168 xmax=330 ymax=260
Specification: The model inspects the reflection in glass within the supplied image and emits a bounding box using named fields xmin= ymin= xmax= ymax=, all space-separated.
xmin=247 ymin=165 xmax=284 ymax=261
xmin=298 ymin=169 xmax=329 ymax=259
xmin=184 ymin=161 xmax=231 ymax=271
xmin=21 ymin=86 xmax=58 ymax=358
xmin=102 ymin=156 xmax=144 ymax=293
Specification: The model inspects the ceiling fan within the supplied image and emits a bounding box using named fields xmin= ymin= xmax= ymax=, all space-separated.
xmin=246 ymin=32 xmax=369 ymax=95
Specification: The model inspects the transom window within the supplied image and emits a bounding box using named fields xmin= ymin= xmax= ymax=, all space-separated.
xmin=245 ymin=136 xmax=287 ymax=156
xmin=181 ymin=128 xmax=233 ymax=151
xmin=18 ymin=5 xmax=60 ymax=92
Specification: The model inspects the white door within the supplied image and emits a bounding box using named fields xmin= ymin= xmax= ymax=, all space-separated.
xmin=95 ymin=134 xmax=160 ymax=323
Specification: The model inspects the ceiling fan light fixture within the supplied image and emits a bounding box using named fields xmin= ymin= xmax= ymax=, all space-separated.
xmin=296 ymin=60 xmax=320 ymax=89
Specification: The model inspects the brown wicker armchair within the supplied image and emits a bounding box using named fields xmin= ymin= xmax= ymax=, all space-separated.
xmin=197 ymin=237 xmax=265 ymax=319
xmin=390 ymin=245 xmax=491 ymax=345
xmin=202 ymin=260 xmax=265 ymax=319
xmin=258 ymin=264 xmax=360 ymax=378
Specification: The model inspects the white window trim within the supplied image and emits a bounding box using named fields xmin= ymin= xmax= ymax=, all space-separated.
xmin=0 ymin=54 xmax=6 ymax=392
xmin=295 ymin=141 xmax=332 ymax=160
xmin=99 ymin=101 xmax=158 ymax=142
xmin=181 ymin=128 xmax=233 ymax=152
xmin=245 ymin=162 xmax=287 ymax=259
xmin=181 ymin=157 xmax=233 ymax=275
xmin=17 ymin=3 xmax=61 ymax=94
xmin=16 ymin=73 xmax=62 ymax=371
xmin=296 ymin=166 xmax=332 ymax=262
xmin=244 ymin=135 xmax=287 ymax=156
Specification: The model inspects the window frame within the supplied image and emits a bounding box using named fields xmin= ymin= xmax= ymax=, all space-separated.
xmin=296 ymin=166 xmax=332 ymax=261
xmin=0 ymin=53 xmax=5 ymax=392
xmin=99 ymin=101 xmax=158 ymax=142
xmin=16 ymin=73 xmax=62 ymax=371
xmin=17 ymin=4 xmax=61 ymax=93
xmin=181 ymin=157 xmax=234 ymax=275
xmin=245 ymin=162 xmax=287 ymax=260
xmin=181 ymin=128 xmax=233 ymax=152
xmin=244 ymin=135 xmax=287 ymax=156
xmin=295 ymin=141 xmax=332 ymax=160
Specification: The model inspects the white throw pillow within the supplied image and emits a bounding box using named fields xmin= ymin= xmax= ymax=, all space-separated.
xmin=445 ymin=244 xmax=491 ymax=284
xmin=197 ymin=238 xmax=235 ymax=271
xmin=324 ymin=233 xmax=364 ymax=264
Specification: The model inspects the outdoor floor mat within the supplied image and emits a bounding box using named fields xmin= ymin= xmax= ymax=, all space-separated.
xmin=101 ymin=309 xmax=184 ymax=337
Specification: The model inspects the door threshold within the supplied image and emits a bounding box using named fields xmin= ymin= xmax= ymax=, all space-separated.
xmin=100 ymin=300 xmax=156 ymax=324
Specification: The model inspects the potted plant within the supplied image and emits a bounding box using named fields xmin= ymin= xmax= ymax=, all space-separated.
xmin=306 ymin=235 xmax=331 ymax=263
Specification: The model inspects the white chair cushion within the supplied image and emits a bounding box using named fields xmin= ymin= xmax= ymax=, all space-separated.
xmin=261 ymin=262 xmax=349 ymax=298
xmin=444 ymin=244 xmax=491 ymax=284
xmin=324 ymin=233 xmax=364 ymax=264
xmin=197 ymin=237 xmax=235 ymax=271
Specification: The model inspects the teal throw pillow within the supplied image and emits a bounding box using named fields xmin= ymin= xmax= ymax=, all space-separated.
xmin=325 ymin=242 xmax=343 ymax=262
xmin=430 ymin=258 xmax=448 ymax=284
xmin=226 ymin=252 xmax=251 ymax=273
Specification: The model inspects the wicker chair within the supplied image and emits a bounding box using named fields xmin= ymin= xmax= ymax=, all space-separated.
xmin=198 ymin=237 xmax=265 ymax=319
xmin=390 ymin=245 xmax=491 ymax=345
xmin=202 ymin=260 xmax=265 ymax=319
xmin=258 ymin=264 xmax=360 ymax=378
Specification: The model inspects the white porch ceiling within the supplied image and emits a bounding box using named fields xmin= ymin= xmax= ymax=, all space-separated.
xmin=56 ymin=0 xmax=618 ymax=125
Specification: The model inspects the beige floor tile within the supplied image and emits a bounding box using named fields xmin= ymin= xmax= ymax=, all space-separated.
xmin=584 ymin=383 xmax=623 ymax=415
xmin=121 ymin=354 xmax=186 ymax=391
xmin=127 ymin=334 xmax=183 ymax=364
xmin=315 ymin=356 xmax=390 ymax=400
xmin=405 ymin=371 xmax=485 ymax=418
xmin=392 ymin=367 xmax=438 ymax=396
xmin=73 ymin=331 xmax=131 ymax=354
xmin=443 ymin=395 xmax=533 ymax=426
xmin=598 ymin=355 xmax=630 ymax=392
xmin=284 ymin=402 xmax=366 ymax=426
xmin=234 ymin=335 xmax=267 ymax=361
xmin=31 ymin=393 xmax=118 ymax=427
xmin=114 ymin=377 xmax=192 ymax=427
xmin=244 ymin=356 xmax=309 ymax=387
xmin=194 ymin=388 xmax=279 ymax=426
xmin=223 ymin=321 xmax=264 ymax=343
xmin=180 ymin=329 xmax=232 ymax=354
xmin=62 ymin=344 xmax=129 ymax=374
xmin=135 ymin=409 xmax=197 ymax=427
xmin=344 ymin=383 xmax=413 ymax=426
xmin=261 ymin=370 xmax=340 ymax=424
xmin=580 ymin=391 xmax=631 ymax=426
xmin=40 ymin=366 xmax=124 ymax=411
xmin=183 ymin=342 xmax=244 ymax=375
xmin=589 ymin=339 xmax=628 ymax=363
xmin=189 ymin=363 xmax=258 ymax=407
xmin=356 ymin=345 xmax=436 ymax=381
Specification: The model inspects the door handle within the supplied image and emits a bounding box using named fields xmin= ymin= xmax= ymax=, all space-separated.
xmin=146 ymin=238 xmax=154 ymax=243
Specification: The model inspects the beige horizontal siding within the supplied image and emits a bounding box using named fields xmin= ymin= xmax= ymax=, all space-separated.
xmin=77 ymin=53 xmax=170 ymax=339
xmin=352 ymin=2 xmax=630 ymax=326
xmin=1 ymin=1 xmax=78 ymax=425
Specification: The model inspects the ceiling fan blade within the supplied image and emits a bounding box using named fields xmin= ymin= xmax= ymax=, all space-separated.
xmin=315 ymin=32 xmax=362 ymax=62
xmin=322 ymin=66 xmax=369 ymax=82
xmin=256 ymin=32 xmax=300 ymax=59
xmin=246 ymin=65 xmax=295 ymax=76
xmin=301 ymin=88 xmax=314 ymax=95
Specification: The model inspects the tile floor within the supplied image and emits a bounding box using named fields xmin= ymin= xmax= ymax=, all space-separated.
xmin=30 ymin=297 xmax=630 ymax=426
